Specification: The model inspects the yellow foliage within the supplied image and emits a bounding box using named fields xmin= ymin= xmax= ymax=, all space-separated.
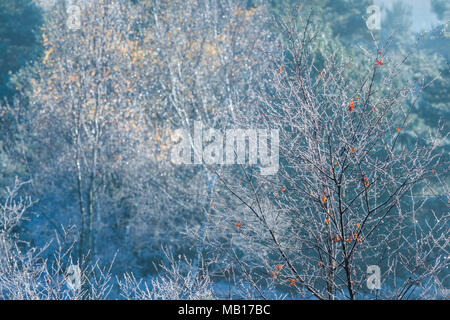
xmin=43 ymin=47 xmax=54 ymax=65
xmin=204 ymin=43 xmax=218 ymax=56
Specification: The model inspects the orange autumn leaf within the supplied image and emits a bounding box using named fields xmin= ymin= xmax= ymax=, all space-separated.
xmin=281 ymin=187 xmax=286 ymax=193
xmin=288 ymin=279 xmax=296 ymax=287
xmin=325 ymin=218 xmax=330 ymax=224
xmin=348 ymin=100 xmax=355 ymax=112
xmin=350 ymin=147 xmax=355 ymax=153
xmin=322 ymin=195 xmax=327 ymax=203
xmin=236 ymin=221 xmax=241 ymax=227
xmin=376 ymin=52 xmax=384 ymax=65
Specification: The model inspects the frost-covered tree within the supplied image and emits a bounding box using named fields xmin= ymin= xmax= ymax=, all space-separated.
xmin=0 ymin=179 xmax=114 ymax=300
xmin=0 ymin=179 xmax=212 ymax=300
xmin=199 ymin=10 xmax=449 ymax=300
